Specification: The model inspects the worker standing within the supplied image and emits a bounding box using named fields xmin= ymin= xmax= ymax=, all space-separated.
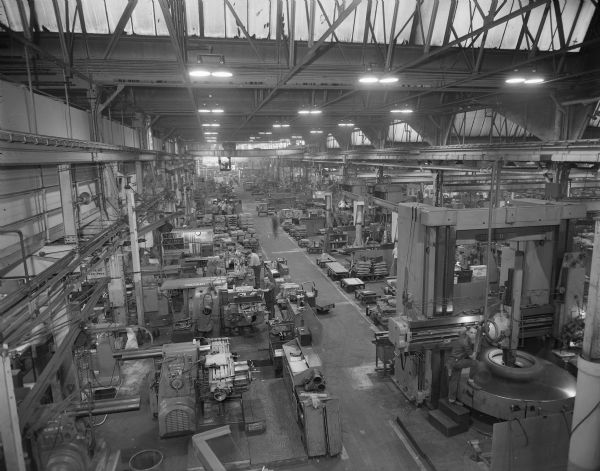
xmin=391 ymin=243 xmax=398 ymax=276
xmin=271 ymin=214 xmax=279 ymax=239
xmin=248 ymin=249 xmax=262 ymax=289
xmin=447 ymin=326 xmax=481 ymax=405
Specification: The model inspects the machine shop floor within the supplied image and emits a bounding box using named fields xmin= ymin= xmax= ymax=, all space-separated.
xmin=251 ymin=203 xmax=484 ymax=471
xmin=96 ymin=196 xmax=485 ymax=471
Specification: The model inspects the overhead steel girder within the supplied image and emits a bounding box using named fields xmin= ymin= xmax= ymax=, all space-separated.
xmin=237 ymin=0 xmax=362 ymax=132
xmin=301 ymin=139 xmax=600 ymax=163
xmin=5 ymin=35 xmax=588 ymax=91
xmin=0 ymin=137 xmax=189 ymax=166
xmin=187 ymin=149 xmax=304 ymax=158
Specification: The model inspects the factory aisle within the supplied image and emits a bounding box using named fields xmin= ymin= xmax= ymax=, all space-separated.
xmin=246 ymin=196 xmax=485 ymax=471
xmin=251 ymin=210 xmax=419 ymax=471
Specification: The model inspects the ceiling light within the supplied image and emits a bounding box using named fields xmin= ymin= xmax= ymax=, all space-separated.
xmin=391 ymin=108 xmax=413 ymax=113
xmin=211 ymin=109 xmax=224 ymax=113
xmin=281 ymin=123 xmax=290 ymax=127
xmin=309 ymin=109 xmax=322 ymax=114
xmin=359 ymin=75 xmax=379 ymax=83
xmin=338 ymin=122 xmax=354 ymax=127
xmin=204 ymin=131 xmax=218 ymax=135
xmin=505 ymin=77 xmax=526 ymax=84
xmin=258 ymin=131 xmax=272 ymax=135
xmin=273 ymin=124 xmax=282 ymax=128
xmin=202 ymin=123 xmax=220 ymax=127
xmin=189 ymin=69 xmax=211 ymax=77
xmin=298 ymin=110 xmax=311 ymax=114
xmin=310 ymin=130 xmax=323 ymax=134
xmin=212 ymin=70 xmax=233 ymax=78
xmin=379 ymin=77 xmax=398 ymax=84
xmin=524 ymin=77 xmax=544 ymax=84
xmin=292 ymin=135 xmax=303 ymax=139
xmin=198 ymin=109 xmax=211 ymax=113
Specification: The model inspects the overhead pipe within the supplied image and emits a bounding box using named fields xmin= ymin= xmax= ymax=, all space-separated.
xmin=0 ymin=230 xmax=30 ymax=282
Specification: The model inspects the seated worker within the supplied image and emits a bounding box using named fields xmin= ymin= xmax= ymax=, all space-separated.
xmin=447 ymin=326 xmax=481 ymax=405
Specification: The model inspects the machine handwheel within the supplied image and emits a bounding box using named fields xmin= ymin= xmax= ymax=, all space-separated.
xmin=483 ymin=348 xmax=544 ymax=382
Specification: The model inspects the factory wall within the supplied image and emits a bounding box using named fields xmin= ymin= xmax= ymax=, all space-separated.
xmin=0 ymin=79 xmax=154 ymax=280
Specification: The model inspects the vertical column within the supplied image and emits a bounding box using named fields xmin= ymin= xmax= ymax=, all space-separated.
xmin=325 ymin=193 xmax=333 ymax=228
xmin=58 ymin=164 xmax=78 ymax=244
xmin=135 ymin=161 xmax=144 ymax=195
xmin=0 ymin=345 xmax=26 ymax=471
xmin=126 ymin=189 xmax=145 ymax=327
xmin=107 ymin=252 xmax=127 ymax=324
xmin=568 ymin=217 xmax=600 ymax=471
xmin=354 ymin=201 xmax=364 ymax=247
xmin=145 ymin=116 xmax=154 ymax=151
xmin=508 ymin=251 xmax=524 ymax=354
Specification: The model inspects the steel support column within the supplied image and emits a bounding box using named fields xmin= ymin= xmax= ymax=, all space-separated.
xmin=569 ymin=217 xmax=600 ymax=470
xmin=58 ymin=164 xmax=78 ymax=244
xmin=0 ymin=345 xmax=26 ymax=471
xmin=126 ymin=189 xmax=144 ymax=327
xmin=135 ymin=161 xmax=144 ymax=195
xmin=107 ymin=252 xmax=127 ymax=324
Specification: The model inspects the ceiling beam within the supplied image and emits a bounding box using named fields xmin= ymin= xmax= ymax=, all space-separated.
xmin=223 ymin=0 xmax=262 ymax=62
xmin=0 ymin=22 xmax=95 ymax=85
xmin=474 ymin=0 xmax=498 ymax=73
xmin=385 ymin=0 xmax=400 ymax=70
xmin=98 ymin=84 xmax=125 ymax=113
xmin=74 ymin=0 xmax=90 ymax=58
xmin=390 ymin=0 xmax=552 ymax=74
xmin=236 ymin=0 xmax=361 ymax=133
xmin=103 ymin=0 xmax=138 ymax=60
xmin=50 ymin=0 xmax=70 ymax=73
xmin=156 ymin=0 xmax=203 ymax=132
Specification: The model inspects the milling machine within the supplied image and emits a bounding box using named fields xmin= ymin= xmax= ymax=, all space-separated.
xmin=388 ymin=199 xmax=584 ymax=416
xmin=154 ymin=338 xmax=252 ymax=438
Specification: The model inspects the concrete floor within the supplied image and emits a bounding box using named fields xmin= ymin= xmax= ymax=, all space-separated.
xmin=95 ymin=193 xmax=489 ymax=471
xmin=249 ymin=198 xmax=486 ymax=471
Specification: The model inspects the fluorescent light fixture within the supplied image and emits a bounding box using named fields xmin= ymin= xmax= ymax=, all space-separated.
xmin=292 ymin=135 xmax=303 ymax=139
xmin=281 ymin=123 xmax=290 ymax=127
xmin=258 ymin=131 xmax=272 ymax=135
xmin=198 ymin=109 xmax=211 ymax=113
xmin=379 ymin=76 xmax=398 ymax=84
xmin=391 ymin=108 xmax=413 ymax=113
xmin=189 ymin=69 xmax=210 ymax=77
xmin=310 ymin=130 xmax=323 ymax=134
xmin=211 ymin=108 xmax=224 ymax=113
xmin=273 ymin=124 xmax=282 ymax=128
xmin=338 ymin=122 xmax=354 ymax=127
xmin=505 ymin=77 xmax=526 ymax=84
xmin=310 ymin=109 xmax=322 ymax=114
xmin=359 ymin=75 xmax=379 ymax=83
xmin=212 ymin=70 xmax=233 ymax=78
xmin=202 ymin=123 xmax=220 ymax=127
xmin=298 ymin=109 xmax=311 ymax=114
xmin=204 ymin=131 xmax=218 ymax=135
xmin=524 ymin=77 xmax=544 ymax=84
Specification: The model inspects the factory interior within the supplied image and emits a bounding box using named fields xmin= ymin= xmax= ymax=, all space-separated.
xmin=2 ymin=1 xmax=600 ymax=470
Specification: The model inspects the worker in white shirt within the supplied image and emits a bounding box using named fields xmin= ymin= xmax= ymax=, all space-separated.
xmin=391 ymin=243 xmax=398 ymax=276
xmin=248 ymin=249 xmax=262 ymax=289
